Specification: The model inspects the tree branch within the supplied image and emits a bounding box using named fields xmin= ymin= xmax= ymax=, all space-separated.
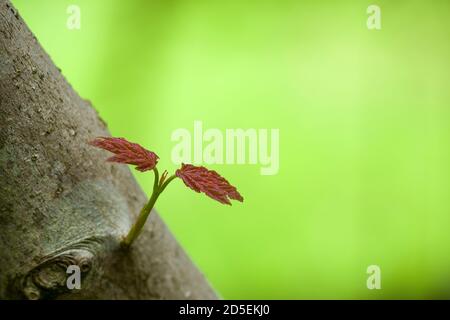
xmin=0 ymin=0 xmax=217 ymax=300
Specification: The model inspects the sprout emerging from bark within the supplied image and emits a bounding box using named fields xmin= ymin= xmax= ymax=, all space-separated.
xmin=89 ymin=137 xmax=243 ymax=247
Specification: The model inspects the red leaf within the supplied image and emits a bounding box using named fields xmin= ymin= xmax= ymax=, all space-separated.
xmin=89 ymin=137 xmax=159 ymax=172
xmin=176 ymin=163 xmax=243 ymax=205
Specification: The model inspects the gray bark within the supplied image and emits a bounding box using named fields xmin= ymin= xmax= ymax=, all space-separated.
xmin=0 ymin=0 xmax=217 ymax=300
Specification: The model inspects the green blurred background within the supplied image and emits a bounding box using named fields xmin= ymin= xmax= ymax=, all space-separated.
xmin=13 ymin=0 xmax=450 ymax=299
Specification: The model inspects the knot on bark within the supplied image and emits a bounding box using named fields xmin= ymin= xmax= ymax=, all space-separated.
xmin=21 ymin=248 xmax=95 ymax=300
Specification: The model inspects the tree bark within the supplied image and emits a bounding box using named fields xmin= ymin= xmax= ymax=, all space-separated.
xmin=0 ymin=0 xmax=217 ymax=300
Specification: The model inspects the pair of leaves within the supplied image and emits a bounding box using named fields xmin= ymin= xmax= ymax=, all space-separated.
xmin=90 ymin=137 xmax=243 ymax=205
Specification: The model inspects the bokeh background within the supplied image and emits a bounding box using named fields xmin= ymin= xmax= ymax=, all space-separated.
xmin=12 ymin=0 xmax=450 ymax=299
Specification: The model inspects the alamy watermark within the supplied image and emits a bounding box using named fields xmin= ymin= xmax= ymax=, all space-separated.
xmin=366 ymin=265 xmax=381 ymax=289
xmin=66 ymin=265 xmax=81 ymax=290
xmin=367 ymin=5 xmax=381 ymax=30
xmin=171 ymin=121 xmax=279 ymax=175
xmin=66 ymin=5 xmax=81 ymax=30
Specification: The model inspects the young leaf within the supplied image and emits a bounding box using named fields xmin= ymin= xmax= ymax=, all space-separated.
xmin=176 ymin=163 xmax=244 ymax=205
xmin=89 ymin=137 xmax=158 ymax=172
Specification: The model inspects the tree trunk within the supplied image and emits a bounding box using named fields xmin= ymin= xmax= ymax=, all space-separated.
xmin=0 ymin=0 xmax=217 ymax=300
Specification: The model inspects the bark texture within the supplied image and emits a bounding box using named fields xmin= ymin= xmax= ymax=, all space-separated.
xmin=0 ymin=0 xmax=217 ymax=300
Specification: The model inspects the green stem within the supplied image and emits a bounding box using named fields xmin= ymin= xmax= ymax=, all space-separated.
xmin=121 ymin=170 xmax=177 ymax=248
xmin=153 ymin=167 xmax=159 ymax=192
xmin=122 ymin=190 xmax=159 ymax=247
